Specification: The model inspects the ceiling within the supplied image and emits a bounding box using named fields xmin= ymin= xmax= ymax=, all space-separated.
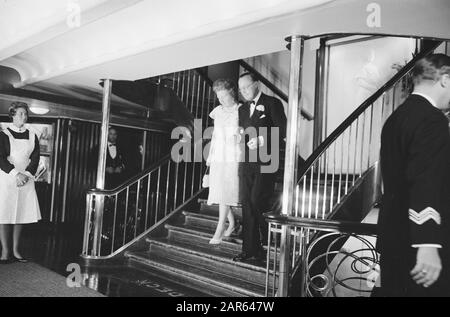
xmin=0 ymin=0 xmax=449 ymax=110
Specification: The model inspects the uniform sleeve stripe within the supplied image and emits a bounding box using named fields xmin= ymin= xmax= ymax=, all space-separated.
xmin=409 ymin=208 xmax=442 ymax=225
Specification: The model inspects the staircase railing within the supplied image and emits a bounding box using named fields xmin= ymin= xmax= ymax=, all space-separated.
xmin=82 ymin=68 xmax=215 ymax=259
xmin=264 ymin=40 xmax=444 ymax=296
xmin=265 ymin=215 xmax=379 ymax=297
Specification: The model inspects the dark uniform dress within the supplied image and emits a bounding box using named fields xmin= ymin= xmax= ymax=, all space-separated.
xmin=379 ymin=94 xmax=450 ymax=297
xmin=238 ymin=92 xmax=287 ymax=257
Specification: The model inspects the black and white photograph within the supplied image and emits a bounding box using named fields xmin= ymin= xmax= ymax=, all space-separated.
xmin=0 ymin=0 xmax=450 ymax=302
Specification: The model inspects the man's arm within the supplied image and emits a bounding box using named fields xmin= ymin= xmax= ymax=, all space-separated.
xmin=269 ymin=97 xmax=287 ymax=140
xmin=406 ymin=114 xmax=449 ymax=287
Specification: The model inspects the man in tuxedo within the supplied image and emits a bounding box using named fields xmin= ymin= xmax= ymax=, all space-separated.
xmin=379 ymin=54 xmax=450 ymax=296
xmin=104 ymin=127 xmax=126 ymax=189
xmin=234 ymin=72 xmax=287 ymax=263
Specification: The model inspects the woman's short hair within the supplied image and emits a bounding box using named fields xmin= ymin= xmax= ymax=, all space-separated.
xmin=9 ymin=102 xmax=30 ymax=120
xmin=212 ymin=78 xmax=238 ymax=101
xmin=413 ymin=54 xmax=450 ymax=85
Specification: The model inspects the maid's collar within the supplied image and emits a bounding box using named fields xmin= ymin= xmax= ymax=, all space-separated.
xmin=9 ymin=124 xmax=27 ymax=133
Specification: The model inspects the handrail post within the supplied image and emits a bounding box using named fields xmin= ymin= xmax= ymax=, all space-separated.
xmin=278 ymin=36 xmax=306 ymax=297
xmin=92 ymin=79 xmax=112 ymax=257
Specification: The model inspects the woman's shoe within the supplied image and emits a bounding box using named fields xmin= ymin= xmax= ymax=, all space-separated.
xmin=209 ymin=237 xmax=223 ymax=245
xmin=0 ymin=258 xmax=14 ymax=265
xmin=13 ymin=256 xmax=28 ymax=263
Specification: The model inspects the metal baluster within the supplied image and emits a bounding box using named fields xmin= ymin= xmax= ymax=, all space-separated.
xmin=191 ymin=142 xmax=197 ymax=197
xmin=308 ymin=167 xmax=314 ymax=218
xmin=111 ymin=193 xmax=118 ymax=254
xmin=201 ymin=80 xmax=207 ymax=127
xmin=172 ymin=72 xmax=176 ymax=90
xmin=165 ymin=161 xmax=171 ymax=216
xmin=294 ymin=185 xmax=300 ymax=217
xmin=177 ymin=72 xmax=182 ymax=96
xmin=368 ymin=104 xmax=374 ymax=169
xmin=123 ymin=188 xmax=130 ymax=245
xmin=174 ymin=156 xmax=180 ymax=210
xmin=265 ymin=223 xmax=272 ymax=296
xmin=330 ymin=141 xmax=337 ymax=213
xmin=145 ymin=173 xmax=151 ymax=230
xmin=352 ymin=118 xmax=359 ymax=185
xmin=301 ymin=175 xmax=306 ymax=218
xmin=82 ymin=194 xmax=93 ymax=255
xmin=155 ymin=167 xmax=161 ymax=224
xmin=206 ymin=87 xmax=213 ymax=127
xmin=195 ymin=74 xmax=201 ymax=118
xmin=134 ymin=180 xmax=141 ymax=238
xmin=272 ymin=228 xmax=278 ymax=297
xmin=190 ymin=73 xmax=196 ymax=113
xmin=338 ymin=132 xmax=345 ymax=203
xmin=322 ymin=151 xmax=329 ymax=219
xmin=314 ymin=159 xmax=321 ymax=219
xmin=345 ymin=125 xmax=352 ymax=195
xmin=360 ymin=110 xmax=367 ymax=177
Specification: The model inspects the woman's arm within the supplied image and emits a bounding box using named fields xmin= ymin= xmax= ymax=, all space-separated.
xmin=0 ymin=132 xmax=16 ymax=175
xmin=25 ymin=135 xmax=40 ymax=176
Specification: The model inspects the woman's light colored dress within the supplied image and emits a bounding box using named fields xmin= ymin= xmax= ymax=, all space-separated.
xmin=0 ymin=128 xmax=41 ymax=224
xmin=207 ymin=104 xmax=242 ymax=206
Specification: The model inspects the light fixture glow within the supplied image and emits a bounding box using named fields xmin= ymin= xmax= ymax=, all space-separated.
xmin=29 ymin=105 xmax=50 ymax=115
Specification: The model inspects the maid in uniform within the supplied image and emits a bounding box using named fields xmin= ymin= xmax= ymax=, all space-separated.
xmin=0 ymin=102 xmax=41 ymax=264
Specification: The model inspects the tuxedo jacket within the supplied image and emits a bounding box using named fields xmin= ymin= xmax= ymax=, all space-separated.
xmin=379 ymin=95 xmax=450 ymax=264
xmin=90 ymin=144 xmax=126 ymax=171
xmin=238 ymin=93 xmax=287 ymax=173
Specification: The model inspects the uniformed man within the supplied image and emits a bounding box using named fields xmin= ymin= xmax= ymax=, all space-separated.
xmin=379 ymin=54 xmax=450 ymax=296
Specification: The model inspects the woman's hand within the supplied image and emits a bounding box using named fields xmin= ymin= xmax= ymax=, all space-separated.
xmin=16 ymin=173 xmax=29 ymax=187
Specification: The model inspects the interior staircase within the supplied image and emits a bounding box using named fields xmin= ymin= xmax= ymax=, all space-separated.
xmin=124 ymin=199 xmax=267 ymax=297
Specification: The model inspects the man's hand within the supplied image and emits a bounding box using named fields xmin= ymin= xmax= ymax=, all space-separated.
xmin=410 ymin=247 xmax=442 ymax=288
xmin=16 ymin=173 xmax=29 ymax=187
xmin=247 ymin=137 xmax=264 ymax=150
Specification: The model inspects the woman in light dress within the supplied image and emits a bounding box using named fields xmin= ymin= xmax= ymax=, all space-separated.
xmin=0 ymin=102 xmax=41 ymax=264
xmin=207 ymin=79 xmax=242 ymax=245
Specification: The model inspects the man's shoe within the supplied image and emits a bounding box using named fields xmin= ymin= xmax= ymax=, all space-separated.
xmin=233 ymin=252 xmax=252 ymax=262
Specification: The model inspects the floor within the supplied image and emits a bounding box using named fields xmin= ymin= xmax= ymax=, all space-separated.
xmin=9 ymin=222 xmax=210 ymax=297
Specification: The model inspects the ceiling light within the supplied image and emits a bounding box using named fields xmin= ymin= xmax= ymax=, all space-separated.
xmin=30 ymin=105 xmax=50 ymax=115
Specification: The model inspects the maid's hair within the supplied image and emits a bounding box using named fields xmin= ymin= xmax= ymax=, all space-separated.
xmin=9 ymin=102 xmax=30 ymax=120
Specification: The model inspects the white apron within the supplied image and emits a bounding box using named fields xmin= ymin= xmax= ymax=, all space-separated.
xmin=0 ymin=129 xmax=41 ymax=224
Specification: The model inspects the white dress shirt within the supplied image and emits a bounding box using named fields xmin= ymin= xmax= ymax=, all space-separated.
xmin=250 ymin=91 xmax=262 ymax=117
xmin=108 ymin=143 xmax=117 ymax=159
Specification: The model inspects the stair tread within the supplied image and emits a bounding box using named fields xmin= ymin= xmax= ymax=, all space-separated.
xmin=167 ymin=222 xmax=244 ymax=245
xmin=147 ymin=236 xmax=270 ymax=272
xmin=126 ymin=251 xmax=266 ymax=297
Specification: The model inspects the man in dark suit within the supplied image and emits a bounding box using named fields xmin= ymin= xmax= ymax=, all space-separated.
xmin=105 ymin=127 xmax=126 ymax=189
xmin=379 ymin=54 xmax=450 ymax=296
xmin=90 ymin=127 xmax=126 ymax=189
xmin=234 ymin=72 xmax=287 ymax=263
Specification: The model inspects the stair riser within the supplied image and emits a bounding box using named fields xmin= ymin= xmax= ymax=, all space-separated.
xmin=149 ymin=243 xmax=276 ymax=288
xmin=128 ymin=257 xmax=250 ymax=297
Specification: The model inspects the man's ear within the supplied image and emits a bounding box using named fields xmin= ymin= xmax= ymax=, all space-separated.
xmin=440 ymin=74 xmax=450 ymax=88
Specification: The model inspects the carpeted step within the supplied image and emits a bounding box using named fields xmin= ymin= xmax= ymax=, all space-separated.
xmin=166 ymin=222 xmax=243 ymax=254
xmin=143 ymin=237 xmax=276 ymax=289
xmin=125 ymin=251 xmax=267 ymax=297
